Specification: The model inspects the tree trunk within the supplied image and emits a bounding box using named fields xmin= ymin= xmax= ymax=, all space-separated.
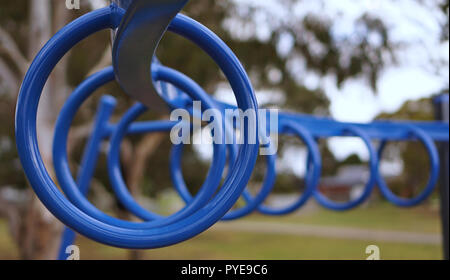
xmin=17 ymin=0 xmax=70 ymax=260
xmin=125 ymin=132 xmax=167 ymax=260
xmin=0 ymin=0 xmax=113 ymax=260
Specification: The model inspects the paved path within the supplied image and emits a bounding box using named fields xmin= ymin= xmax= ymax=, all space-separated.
xmin=211 ymin=221 xmax=441 ymax=245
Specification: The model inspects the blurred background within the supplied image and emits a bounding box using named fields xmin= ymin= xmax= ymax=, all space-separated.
xmin=0 ymin=0 xmax=448 ymax=260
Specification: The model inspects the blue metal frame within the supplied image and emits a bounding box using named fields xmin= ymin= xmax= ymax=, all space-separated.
xmin=53 ymin=64 xmax=447 ymax=256
xmin=16 ymin=6 xmax=259 ymax=249
xmin=13 ymin=2 xmax=449 ymax=259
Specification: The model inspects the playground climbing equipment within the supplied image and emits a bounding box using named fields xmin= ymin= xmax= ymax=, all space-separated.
xmin=13 ymin=1 xmax=449 ymax=259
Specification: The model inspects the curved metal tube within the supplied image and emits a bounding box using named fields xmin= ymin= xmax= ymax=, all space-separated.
xmin=16 ymin=7 xmax=259 ymax=249
xmin=376 ymin=126 xmax=440 ymax=207
xmin=112 ymin=0 xmax=189 ymax=112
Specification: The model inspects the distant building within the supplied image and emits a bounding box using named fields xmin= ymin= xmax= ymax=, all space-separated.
xmin=318 ymin=165 xmax=370 ymax=202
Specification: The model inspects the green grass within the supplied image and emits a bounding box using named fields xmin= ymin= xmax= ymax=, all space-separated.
xmin=0 ymin=221 xmax=19 ymax=259
xmin=248 ymin=202 xmax=441 ymax=234
xmin=0 ymin=202 xmax=443 ymax=260
xmin=71 ymin=230 xmax=441 ymax=260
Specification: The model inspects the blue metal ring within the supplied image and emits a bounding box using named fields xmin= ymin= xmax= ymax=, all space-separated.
xmin=376 ymin=126 xmax=440 ymax=207
xmin=15 ymin=6 xmax=259 ymax=249
xmin=313 ymin=126 xmax=378 ymax=211
xmin=165 ymin=87 xmax=277 ymax=220
xmin=107 ymin=66 xmax=227 ymax=222
xmin=257 ymin=119 xmax=321 ymax=215
xmin=55 ymin=68 xmax=225 ymax=257
xmin=58 ymin=94 xmax=117 ymax=259
xmin=170 ymin=141 xmax=277 ymax=220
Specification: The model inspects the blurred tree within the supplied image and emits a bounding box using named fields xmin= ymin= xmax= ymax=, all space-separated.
xmin=339 ymin=154 xmax=364 ymax=167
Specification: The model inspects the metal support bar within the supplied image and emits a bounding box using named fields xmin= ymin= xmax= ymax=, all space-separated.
xmin=434 ymin=93 xmax=449 ymax=260
xmin=57 ymin=96 xmax=116 ymax=260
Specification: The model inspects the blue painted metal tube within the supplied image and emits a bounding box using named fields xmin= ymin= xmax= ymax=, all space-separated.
xmin=433 ymin=93 xmax=449 ymax=260
xmin=102 ymin=103 xmax=449 ymax=142
xmin=75 ymin=66 xmax=447 ymax=212
xmin=57 ymin=95 xmax=117 ymax=260
xmin=170 ymin=143 xmax=278 ymax=220
xmin=313 ymin=126 xmax=379 ymax=211
xmin=59 ymin=63 xmax=447 ymax=217
xmin=16 ymin=6 xmax=259 ymax=249
xmin=281 ymin=113 xmax=449 ymax=142
xmin=256 ymin=119 xmax=321 ymax=215
xmin=376 ymin=126 xmax=440 ymax=207
xmin=214 ymin=101 xmax=449 ymax=141
xmin=54 ymin=64 xmax=270 ymax=224
xmin=106 ymin=64 xmax=229 ymax=224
